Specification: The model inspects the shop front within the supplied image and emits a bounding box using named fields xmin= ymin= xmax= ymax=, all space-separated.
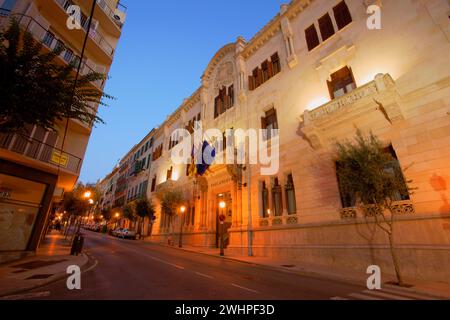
xmin=0 ymin=159 xmax=56 ymax=263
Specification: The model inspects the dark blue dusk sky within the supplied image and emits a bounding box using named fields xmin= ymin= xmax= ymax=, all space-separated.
xmin=79 ymin=0 xmax=286 ymax=183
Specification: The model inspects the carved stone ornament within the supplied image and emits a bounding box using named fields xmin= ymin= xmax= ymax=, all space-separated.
xmin=214 ymin=61 xmax=234 ymax=93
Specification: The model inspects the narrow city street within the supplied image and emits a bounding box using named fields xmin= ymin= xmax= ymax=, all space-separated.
xmin=21 ymin=231 xmax=433 ymax=300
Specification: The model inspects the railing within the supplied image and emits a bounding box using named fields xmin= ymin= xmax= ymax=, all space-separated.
xmin=0 ymin=132 xmax=82 ymax=175
xmin=96 ymin=0 xmax=126 ymax=29
xmin=304 ymin=80 xmax=379 ymax=123
xmin=0 ymin=10 xmax=106 ymax=90
xmin=54 ymin=0 xmax=115 ymax=57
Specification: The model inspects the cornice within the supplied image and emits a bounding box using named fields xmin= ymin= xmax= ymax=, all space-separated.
xmin=241 ymin=0 xmax=314 ymax=60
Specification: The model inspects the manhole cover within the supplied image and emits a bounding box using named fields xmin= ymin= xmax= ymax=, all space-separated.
xmin=26 ymin=274 xmax=54 ymax=280
xmin=281 ymin=265 xmax=296 ymax=268
xmin=12 ymin=260 xmax=67 ymax=270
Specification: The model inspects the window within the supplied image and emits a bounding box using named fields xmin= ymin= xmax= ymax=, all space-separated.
xmin=261 ymin=108 xmax=279 ymax=140
xmin=262 ymin=60 xmax=270 ymax=83
xmin=72 ymin=55 xmax=81 ymax=68
xmin=327 ymin=66 xmax=356 ymax=99
xmin=336 ymin=145 xmax=410 ymax=209
xmin=151 ymin=176 xmax=157 ymax=192
xmin=152 ymin=144 xmax=163 ymax=161
xmin=261 ymin=181 xmax=269 ymax=218
xmin=42 ymin=31 xmax=55 ymax=47
xmin=191 ymin=206 xmax=195 ymax=225
xmin=285 ymin=174 xmax=297 ymax=215
xmin=333 ymin=1 xmax=352 ymax=30
xmin=166 ymin=166 xmax=173 ymax=181
xmin=63 ymin=49 xmax=74 ymax=63
xmin=272 ymin=178 xmax=283 ymax=216
xmin=144 ymin=141 xmax=149 ymax=152
xmin=248 ymin=52 xmax=281 ymax=91
xmin=214 ymin=85 xmax=234 ymax=119
xmin=305 ymin=24 xmax=320 ymax=51
xmin=55 ymin=40 xmax=65 ymax=52
xmin=271 ymin=53 xmax=281 ymax=75
xmin=318 ymin=13 xmax=335 ymax=41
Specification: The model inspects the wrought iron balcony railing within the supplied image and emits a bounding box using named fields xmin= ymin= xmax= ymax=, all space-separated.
xmin=54 ymin=0 xmax=115 ymax=57
xmin=0 ymin=9 xmax=106 ymax=90
xmin=0 ymin=132 xmax=82 ymax=175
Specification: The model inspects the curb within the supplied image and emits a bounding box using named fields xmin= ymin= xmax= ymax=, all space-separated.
xmin=156 ymin=243 xmax=450 ymax=300
xmin=0 ymin=253 xmax=90 ymax=299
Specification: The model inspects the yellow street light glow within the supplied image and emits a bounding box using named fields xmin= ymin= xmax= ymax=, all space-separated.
xmin=100 ymin=215 xmax=104 ymax=219
xmin=88 ymin=199 xmax=94 ymax=205
xmin=219 ymin=201 xmax=226 ymax=209
xmin=180 ymin=206 xmax=186 ymax=213
xmin=83 ymin=191 xmax=92 ymax=199
xmin=115 ymin=213 xmax=120 ymax=218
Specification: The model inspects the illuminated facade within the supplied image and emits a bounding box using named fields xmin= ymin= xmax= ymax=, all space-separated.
xmin=99 ymin=0 xmax=450 ymax=282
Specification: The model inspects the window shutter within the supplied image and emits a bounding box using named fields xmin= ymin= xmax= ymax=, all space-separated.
xmin=257 ymin=68 xmax=263 ymax=87
xmin=268 ymin=59 xmax=274 ymax=78
xmin=333 ymin=1 xmax=352 ymax=30
xmin=305 ymin=24 xmax=320 ymax=51
xmin=261 ymin=116 xmax=267 ymax=130
xmin=318 ymin=13 xmax=335 ymax=41
xmin=248 ymin=75 xmax=254 ymax=91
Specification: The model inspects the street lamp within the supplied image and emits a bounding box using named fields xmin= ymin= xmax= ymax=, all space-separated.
xmin=179 ymin=206 xmax=186 ymax=248
xmin=114 ymin=213 xmax=120 ymax=229
xmin=219 ymin=201 xmax=226 ymax=256
xmin=83 ymin=191 xmax=92 ymax=199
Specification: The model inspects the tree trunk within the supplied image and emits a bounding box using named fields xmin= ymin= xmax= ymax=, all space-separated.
xmin=388 ymin=231 xmax=404 ymax=286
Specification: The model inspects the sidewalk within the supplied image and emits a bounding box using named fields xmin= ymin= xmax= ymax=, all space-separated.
xmin=161 ymin=242 xmax=450 ymax=300
xmin=0 ymin=231 xmax=89 ymax=298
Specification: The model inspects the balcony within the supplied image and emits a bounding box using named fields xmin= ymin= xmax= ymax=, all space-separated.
xmin=96 ymin=0 xmax=127 ymax=34
xmin=0 ymin=10 xmax=106 ymax=91
xmin=0 ymin=132 xmax=82 ymax=175
xmin=300 ymin=73 xmax=404 ymax=149
xmin=53 ymin=0 xmax=115 ymax=59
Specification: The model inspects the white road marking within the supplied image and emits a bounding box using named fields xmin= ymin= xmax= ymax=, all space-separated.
xmin=348 ymin=292 xmax=382 ymax=300
xmin=231 ymin=283 xmax=260 ymax=294
xmin=380 ymin=288 xmax=436 ymax=300
xmin=196 ymin=272 xmax=214 ymax=279
xmin=330 ymin=296 xmax=350 ymax=300
xmin=363 ymin=290 xmax=412 ymax=300
xmin=0 ymin=291 xmax=51 ymax=300
xmin=148 ymin=255 xmax=185 ymax=270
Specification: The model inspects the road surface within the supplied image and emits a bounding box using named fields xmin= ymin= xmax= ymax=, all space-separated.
xmin=19 ymin=231 xmax=434 ymax=300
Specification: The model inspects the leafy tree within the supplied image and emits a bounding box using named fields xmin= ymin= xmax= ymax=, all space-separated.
xmin=122 ymin=202 xmax=136 ymax=223
xmin=335 ymin=130 xmax=412 ymax=286
xmin=159 ymin=191 xmax=185 ymax=242
xmin=134 ymin=197 xmax=155 ymax=238
xmin=0 ymin=19 xmax=112 ymax=133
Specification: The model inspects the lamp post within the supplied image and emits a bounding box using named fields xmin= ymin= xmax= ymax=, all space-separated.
xmin=179 ymin=206 xmax=186 ymax=248
xmin=219 ymin=201 xmax=226 ymax=256
xmin=114 ymin=212 xmax=120 ymax=229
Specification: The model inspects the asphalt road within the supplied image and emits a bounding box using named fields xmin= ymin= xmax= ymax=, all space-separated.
xmin=22 ymin=231 xmax=433 ymax=300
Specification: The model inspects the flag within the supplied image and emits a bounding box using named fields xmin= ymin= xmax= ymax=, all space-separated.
xmin=196 ymin=140 xmax=216 ymax=177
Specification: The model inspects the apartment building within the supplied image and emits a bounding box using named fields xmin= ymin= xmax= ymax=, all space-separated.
xmin=98 ymin=0 xmax=450 ymax=282
xmin=0 ymin=0 xmax=126 ymax=263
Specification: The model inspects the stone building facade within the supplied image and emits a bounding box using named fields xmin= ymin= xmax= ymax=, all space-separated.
xmin=99 ymin=0 xmax=450 ymax=282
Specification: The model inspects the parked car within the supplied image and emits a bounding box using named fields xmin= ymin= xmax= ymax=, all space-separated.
xmin=112 ymin=228 xmax=137 ymax=240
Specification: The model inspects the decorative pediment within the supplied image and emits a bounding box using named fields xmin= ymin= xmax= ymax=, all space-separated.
xmin=214 ymin=61 xmax=234 ymax=92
